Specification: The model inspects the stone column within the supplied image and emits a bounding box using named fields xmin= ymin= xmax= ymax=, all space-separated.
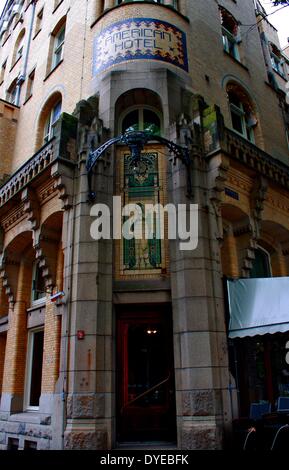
xmin=271 ymin=248 xmax=288 ymax=277
xmin=63 ymin=133 xmax=114 ymax=449
xmin=0 ymin=260 xmax=31 ymax=414
xmin=221 ymin=226 xmax=239 ymax=278
xmin=40 ymin=243 xmax=63 ymax=413
xmin=169 ymin=144 xmax=230 ymax=449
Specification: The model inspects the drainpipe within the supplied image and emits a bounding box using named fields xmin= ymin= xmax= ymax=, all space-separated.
xmin=15 ymin=0 xmax=36 ymax=106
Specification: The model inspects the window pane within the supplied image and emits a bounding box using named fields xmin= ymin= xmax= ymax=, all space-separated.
xmin=32 ymin=265 xmax=46 ymax=301
xmin=29 ymin=331 xmax=44 ymax=407
xmin=231 ymin=109 xmax=243 ymax=135
xmin=122 ymin=110 xmax=139 ymax=133
xmin=143 ymin=109 xmax=161 ymax=135
xmin=52 ymin=101 xmax=62 ymax=124
xmin=250 ymin=249 xmax=271 ymax=278
xmin=56 ymin=27 xmax=65 ymax=47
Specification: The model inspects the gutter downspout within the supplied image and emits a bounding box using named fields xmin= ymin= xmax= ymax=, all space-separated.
xmin=0 ymin=0 xmax=13 ymax=27
xmin=15 ymin=0 xmax=36 ymax=106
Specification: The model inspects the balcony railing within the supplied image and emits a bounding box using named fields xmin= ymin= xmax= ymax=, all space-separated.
xmin=0 ymin=111 xmax=78 ymax=209
xmin=0 ymin=139 xmax=55 ymax=208
xmin=203 ymin=105 xmax=289 ymax=190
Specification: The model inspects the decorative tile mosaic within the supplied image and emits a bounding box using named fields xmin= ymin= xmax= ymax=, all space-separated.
xmin=93 ymin=18 xmax=188 ymax=73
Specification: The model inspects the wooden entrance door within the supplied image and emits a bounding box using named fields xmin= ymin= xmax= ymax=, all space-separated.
xmin=116 ymin=307 xmax=176 ymax=442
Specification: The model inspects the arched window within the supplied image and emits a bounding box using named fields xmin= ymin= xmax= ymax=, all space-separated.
xmin=12 ymin=28 xmax=25 ymax=66
xmin=47 ymin=18 xmax=66 ymax=74
xmin=43 ymin=100 xmax=62 ymax=143
xmin=31 ymin=262 xmax=46 ymax=303
xmin=121 ymin=107 xmax=162 ymax=135
xmin=227 ymin=83 xmax=257 ymax=143
xmin=52 ymin=24 xmax=65 ymax=69
xmin=6 ymin=78 xmax=18 ymax=105
xmin=35 ymin=92 xmax=62 ymax=149
xmin=219 ymin=7 xmax=241 ymax=61
xmin=251 ymin=247 xmax=272 ymax=279
xmin=270 ymin=42 xmax=286 ymax=78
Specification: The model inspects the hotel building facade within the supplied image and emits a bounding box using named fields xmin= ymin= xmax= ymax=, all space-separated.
xmin=0 ymin=0 xmax=288 ymax=450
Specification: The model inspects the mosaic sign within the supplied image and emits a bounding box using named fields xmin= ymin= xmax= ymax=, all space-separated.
xmin=93 ymin=18 xmax=188 ymax=73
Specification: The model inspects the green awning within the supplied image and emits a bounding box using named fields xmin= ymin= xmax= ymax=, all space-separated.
xmin=227 ymin=277 xmax=289 ymax=339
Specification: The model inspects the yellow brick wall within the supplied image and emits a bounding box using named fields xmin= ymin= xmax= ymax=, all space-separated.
xmin=221 ymin=232 xmax=240 ymax=279
xmin=0 ymin=333 xmax=7 ymax=395
xmin=0 ymin=100 xmax=18 ymax=180
xmin=0 ymin=1 xmax=288 ymax=173
xmin=2 ymin=260 xmax=31 ymax=395
xmin=41 ymin=242 xmax=63 ymax=394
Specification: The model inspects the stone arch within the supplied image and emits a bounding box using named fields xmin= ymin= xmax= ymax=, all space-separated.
xmin=1 ymin=230 xmax=34 ymax=304
xmin=114 ymin=88 xmax=163 ymax=135
xmin=11 ymin=27 xmax=25 ymax=66
xmin=223 ymin=78 xmax=263 ymax=148
xmin=36 ymin=211 xmax=64 ymax=291
xmin=260 ymin=220 xmax=289 ymax=277
xmin=221 ymin=203 xmax=252 ymax=278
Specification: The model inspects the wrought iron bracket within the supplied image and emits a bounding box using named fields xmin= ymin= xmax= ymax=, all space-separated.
xmin=86 ymin=131 xmax=192 ymax=202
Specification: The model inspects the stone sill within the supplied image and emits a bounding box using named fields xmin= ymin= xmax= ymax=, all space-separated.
xmin=8 ymin=412 xmax=51 ymax=426
xmin=27 ymin=300 xmax=46 ymax=312
xmin=52 ymin=0 xmax=64 ymax=15
xmin=43 ymin=59 xmax=64 ymax=82
xmin=9 ymin=54 xmax=22 ymax=73
xmin=32 ymin=28 xmax=41 ymax=41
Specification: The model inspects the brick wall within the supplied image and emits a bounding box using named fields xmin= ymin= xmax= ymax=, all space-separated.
xmin=0 ymin=100 xmax=18 ymax=181
xmin=0 ymin=0 xmax=288 ymax=173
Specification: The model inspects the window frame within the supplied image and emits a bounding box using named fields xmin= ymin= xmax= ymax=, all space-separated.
xmin=34 ymin=6 xmax=44 ymax=38
xmin=250 ymin=246 xmax=272 ymax=279
xmin=220 ymin=7 xmax=241 ymax=62
xmin=222 ymin=26 xmax=240 ymax=62
xmin=24 ymin=328 xmax=44 ymax=411
xmin=119 ymin=105 xmax=163 ymax=136
xmin=0 ymin=59 xmax=7 ymax=85
xmin=6 ymin=80 xmax=18 ymax=105
xmin=25 ymin=68 xmax=35 ymax=101
xmin=229 ymin=97 xmax=255 ymax=144
xmin=43 ymin=100 xmax=62 ymax=144
xmin=31 ymin=262 xmax=46 ymax=306
xmin=52 ymin=24 xmax=65 ymax=70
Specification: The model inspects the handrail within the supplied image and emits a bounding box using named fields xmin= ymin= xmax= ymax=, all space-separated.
xmin=121 ymin=373 xmax=171 ymax=414
xmin=0 ymin=138 xmax=55 ymax=208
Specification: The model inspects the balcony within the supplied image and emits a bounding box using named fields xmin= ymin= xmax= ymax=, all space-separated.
xmin=0 ymin=112 xmax=77 ymax=211
xmin=203 ymin=106 xmax=289 ymax=190
xmin=0 ymin=139 xmax=55 ymax=208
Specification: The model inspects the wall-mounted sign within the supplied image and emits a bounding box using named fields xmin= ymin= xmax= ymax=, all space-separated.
xmin=93 ymin=18 xmax=188 ymax=74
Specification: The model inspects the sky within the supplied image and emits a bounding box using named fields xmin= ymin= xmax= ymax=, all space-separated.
xmin=260 ymin=0 xmax=289 ymax=48
xmin=0 ymin=0 xmax=288 ymax=47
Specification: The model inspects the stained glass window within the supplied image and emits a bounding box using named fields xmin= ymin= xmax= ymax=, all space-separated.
xmin=123 ymin=152 xmax=162 ymax=271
